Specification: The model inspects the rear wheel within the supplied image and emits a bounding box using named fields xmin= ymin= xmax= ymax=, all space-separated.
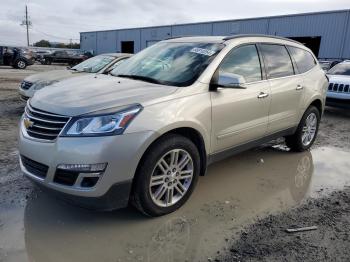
xmin=285 ymin=106 xmax=320 ymax=152
xmin=131 ymin=134 xmax=200 ymax=216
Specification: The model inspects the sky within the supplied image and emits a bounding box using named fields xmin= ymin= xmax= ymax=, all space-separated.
xmin=1 ymin=0 xmax=349 ymax=46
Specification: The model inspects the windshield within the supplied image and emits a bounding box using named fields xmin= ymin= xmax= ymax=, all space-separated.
xmin=327 ymin=63 xmax=350 ymax=76
xmin=72 ymin=55 xmax=115 ymax=73
xmin=111 ymin=42 xmax=224 ymax=86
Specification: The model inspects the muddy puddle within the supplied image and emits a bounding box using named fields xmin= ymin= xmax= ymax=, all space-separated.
xmin=1 ymin=146 xmax=350 ymax=262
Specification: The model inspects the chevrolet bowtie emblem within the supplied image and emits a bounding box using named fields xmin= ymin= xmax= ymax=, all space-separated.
xmin=23 ymin=117 xmax=34 ymax=129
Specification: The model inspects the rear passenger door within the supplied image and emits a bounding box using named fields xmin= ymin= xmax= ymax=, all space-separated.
xmin=259 ymin=44 xmax=303 ymax=134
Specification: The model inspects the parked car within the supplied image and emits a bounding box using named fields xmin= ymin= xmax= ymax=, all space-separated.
xmin=42 ymin=50 xmax=88 ymax=66
xmin=326 ymin=60 xmax=350 ymax=108
xmin=319 ymin=60 xmax=332 ymax=72
xmin=18 ymin=35 xmax=327 ymax=216
xmin=0 ymin=46 xmax=34 ymax=69
xmin=33 ymin=50 xmax=52 ymax=63
xmin=18 ymin=53 xmax=131 ymax=101
xmin=318 ymin=59 xmax=342 ymax=72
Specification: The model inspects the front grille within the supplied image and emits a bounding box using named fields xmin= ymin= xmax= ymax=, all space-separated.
xmin=24 ymin=104 xmax=70 ymax=141
xmin=20 ymin=81 xmax=33 ymax=90
xmin=328 ymin=82 xmax=350 ymax=93
xmin=21 ymin=155 xmax=49 ymax=179
xmin=54 ymin=169 xmax=79 ymax=186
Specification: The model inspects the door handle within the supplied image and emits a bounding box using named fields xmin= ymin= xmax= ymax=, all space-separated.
xmin=296 ymin=85 xmax=303 ymax=90
xmin=257 ymin=92 xmax=269 ymax=99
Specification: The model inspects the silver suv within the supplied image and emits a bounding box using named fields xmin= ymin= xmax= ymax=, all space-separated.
xmin=19 ymin=35 xmax=327 ymax=216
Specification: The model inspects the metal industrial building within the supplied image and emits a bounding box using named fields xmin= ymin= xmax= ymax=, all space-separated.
xmin=80 ymin=9 xmax=350 ymax=59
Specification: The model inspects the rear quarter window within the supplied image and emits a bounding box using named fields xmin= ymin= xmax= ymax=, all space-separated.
xmin=288 ymin=46 xmax=316 ymax=74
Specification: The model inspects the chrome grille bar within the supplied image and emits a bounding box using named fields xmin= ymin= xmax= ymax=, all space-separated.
xmin=23 ymin=104 xmax=70 ymax=141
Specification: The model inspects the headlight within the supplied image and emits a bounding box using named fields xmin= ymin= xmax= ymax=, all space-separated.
xmin=62 ymin=105 xmax=142 ymax=137
xmin=33 ymin=80 xmax=58 ymax=90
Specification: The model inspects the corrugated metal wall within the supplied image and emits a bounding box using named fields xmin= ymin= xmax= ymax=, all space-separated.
xmin=140 ymin=26 xmax=171 ymax=49
xmin=267 ymin=11 xmax=349 ymax=58
xmin=80 ymin=32 xmax=96 ymax=53
xmin=116 ymin=29 xmax=141 ymax=53
xmin=81 ymin=10 xmax=350 ymax=59
xmin=96 ymin=31 xmax=117 ymax=54
xmin=171 ymin=23 xmax=212 ymax=36
xmin=341 ymin=11 xmax=350 ymax=58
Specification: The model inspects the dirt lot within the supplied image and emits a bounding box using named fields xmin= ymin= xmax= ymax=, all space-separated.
xmin=0 ymin=64 xmax=349 ymax=262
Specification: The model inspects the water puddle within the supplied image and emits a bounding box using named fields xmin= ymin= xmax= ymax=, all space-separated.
xmin=1 ymin=146 xmax=350 ymax=262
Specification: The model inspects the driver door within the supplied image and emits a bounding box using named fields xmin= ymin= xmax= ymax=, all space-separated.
xmin=210 ymin=44 xmax=270 ymax=153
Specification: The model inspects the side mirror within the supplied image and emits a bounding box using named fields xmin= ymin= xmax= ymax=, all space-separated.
xmin=210 ymin=71 xmax=246 ymax=90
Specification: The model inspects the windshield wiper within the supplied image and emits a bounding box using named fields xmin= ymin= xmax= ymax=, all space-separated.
xmin=116 ymin=74 xmax=163 ymax=85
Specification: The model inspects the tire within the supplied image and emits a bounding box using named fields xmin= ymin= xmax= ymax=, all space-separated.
xmin=15 ymin=59 xmax=27 ymax=69
xmin=45 ymin=59 xmax=52 ymax=65
xmin=131 ymin=134 xmax=201 ymax=216
xmin=285 ymin=106 xmax=320 ymax=152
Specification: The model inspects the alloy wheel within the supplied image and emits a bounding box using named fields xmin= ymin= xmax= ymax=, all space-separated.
xmin=301 ymin=112 xmax=317 ymax=146
xmin=149 ymin=149 xmax=194 ymax=207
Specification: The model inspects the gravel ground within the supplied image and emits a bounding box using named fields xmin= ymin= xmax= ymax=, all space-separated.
xmin=217 ymin=188 xmax=350 ymax=262
xmin=0 ymin=64 xmax=350 ymax=261
xmin=0 ymin=65 xmax=64 ymax=208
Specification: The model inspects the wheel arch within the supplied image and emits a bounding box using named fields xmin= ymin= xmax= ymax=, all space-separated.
xmin=136 ymin=126 xmax=208 ymax=179
xmin=308 ymin=99 xmax=323 ymax=115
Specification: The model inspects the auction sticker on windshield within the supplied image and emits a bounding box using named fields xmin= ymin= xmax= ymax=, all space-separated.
xmin=190 ymin=47 xmax=216 ymax=56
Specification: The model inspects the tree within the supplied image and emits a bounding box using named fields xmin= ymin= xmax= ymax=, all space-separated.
xmin=55 ymin=43 xmax=66 ymax=48
xmin=34 ymin=40 xmax=51 ymax=47
xmin=33 ymin=39 xmax=80 ymax=49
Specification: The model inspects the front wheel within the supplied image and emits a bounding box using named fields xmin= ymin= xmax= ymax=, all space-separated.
xmin=285 ymin=106 xmax=320 ymax=152
xmin=15 ymin=59 xmax=27 ymax=69
xmin=131 ymin=134 xmax=200 ymax=216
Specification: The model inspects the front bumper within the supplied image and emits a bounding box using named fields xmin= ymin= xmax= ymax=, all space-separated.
xmin=19 ymin=128 xmax=156 ymax=209
xmin=326 ymin=93 xmax=350 ymax=108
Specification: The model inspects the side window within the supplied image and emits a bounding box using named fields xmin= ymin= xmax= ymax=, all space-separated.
xmin=219 ymin=45 xmax=262 ymax=83
xmin=260 ymin=44 xmax=294 ymax=79
xmin=288 ymin=46 xmax=316 ymax=73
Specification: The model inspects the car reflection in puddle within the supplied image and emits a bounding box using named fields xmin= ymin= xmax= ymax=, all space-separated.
xmin=23 ymin=146 xmax=350 ymax=262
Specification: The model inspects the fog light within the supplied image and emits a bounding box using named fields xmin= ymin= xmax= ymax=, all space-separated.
xmin=57 ymin=163 xmax=107 ymax=172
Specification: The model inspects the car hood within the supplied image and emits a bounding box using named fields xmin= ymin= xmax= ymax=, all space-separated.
xmin=327 ymin=74 xmax=350 ymax=84
xmin=24 ymin=70 xmax=86 ymax=83
xmin=30 ymin=74 xmax=178 ymax=116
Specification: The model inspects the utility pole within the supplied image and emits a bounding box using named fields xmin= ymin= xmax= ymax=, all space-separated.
xmin=25 ymin=5 xmax=29 ymax=46
xmin=21 ymin=5 xmax=31 ymax=46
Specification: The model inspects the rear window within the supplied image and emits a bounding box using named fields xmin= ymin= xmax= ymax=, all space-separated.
xmin=288 ymin=46 xmax=316 ymax=74
xmin=260 ymin=44 xmax=294 ymax=79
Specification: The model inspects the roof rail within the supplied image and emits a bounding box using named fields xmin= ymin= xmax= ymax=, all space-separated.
xmin=223 ymin=34 xmax=301 ymax=44
xmin=164 ymin=35 xmax=212 ymax=40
